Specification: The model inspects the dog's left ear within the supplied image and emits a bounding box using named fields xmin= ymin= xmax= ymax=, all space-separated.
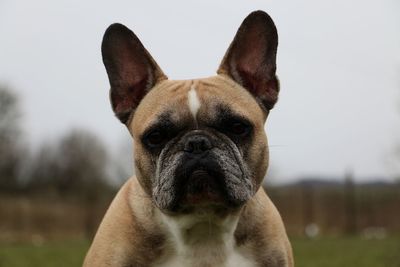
xmin=218 ymin=10 xmax=279 ymax=111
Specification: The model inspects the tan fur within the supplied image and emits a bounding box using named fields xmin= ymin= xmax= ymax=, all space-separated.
xmin=83 ymin=180 xmax=293 ymax=266
xmin=84 ymin=75 xmax=293 ymax=266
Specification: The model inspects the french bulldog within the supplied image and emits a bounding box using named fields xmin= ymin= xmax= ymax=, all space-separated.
xmin=84 ymin=10 xmax=293 ymax=267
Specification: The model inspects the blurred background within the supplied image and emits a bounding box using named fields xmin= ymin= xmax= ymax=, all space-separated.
xmin=0 ymin=0 xmax=399 ymax=266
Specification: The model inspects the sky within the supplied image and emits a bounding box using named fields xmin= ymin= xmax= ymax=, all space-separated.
xmin=0 ymin=0 xmax=399 ymax=183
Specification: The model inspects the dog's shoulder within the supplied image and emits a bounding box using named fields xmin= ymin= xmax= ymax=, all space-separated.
xmin=235 ymin=189 xmax=294 ymax=267
xmin=83 ymin=177 xmax=165 ymax=266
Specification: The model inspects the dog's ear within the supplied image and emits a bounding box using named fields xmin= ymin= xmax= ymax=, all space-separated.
xmin=102 ymin=23 xmax=167 ymax=124
xmin=218 ymin=11 xmax=279 ymax=111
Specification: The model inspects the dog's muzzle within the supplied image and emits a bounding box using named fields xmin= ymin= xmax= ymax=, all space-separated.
xmin=154 ymin=130 xmax=253 ymax=213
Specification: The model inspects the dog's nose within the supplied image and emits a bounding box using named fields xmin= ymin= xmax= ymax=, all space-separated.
xmin=183 ymin=135 xmax=212 ymax=154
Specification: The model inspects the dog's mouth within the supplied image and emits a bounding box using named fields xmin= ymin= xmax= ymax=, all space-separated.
xmin=168 ymin=158 xmax=233 ymax=213
xmin=183 ymin=169 xmax=224 ymax=205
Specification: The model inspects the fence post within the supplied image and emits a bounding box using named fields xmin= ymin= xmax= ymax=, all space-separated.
xmin=344 ymin=170 xmax=357 ymax=235
xmin=301 ymin=181 xmax=314 ymax=236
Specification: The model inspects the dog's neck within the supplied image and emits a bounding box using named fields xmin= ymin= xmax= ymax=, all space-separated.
xmin=161 ymin=209 xmax=240 ymax=246
xmin=154 ymin=209 xmax=251 ymax=267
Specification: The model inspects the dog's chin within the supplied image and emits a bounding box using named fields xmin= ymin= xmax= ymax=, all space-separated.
xmin=156 ymin=169 xmax=250 ymax=215
xmin=182 ymin=170 xmax=225 ymax=206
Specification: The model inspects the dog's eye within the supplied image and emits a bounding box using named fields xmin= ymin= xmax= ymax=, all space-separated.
xmin=229 ymin=121 xmax=250 ymax=136
xmin=145 ymin=131 xmax=165 ymax=147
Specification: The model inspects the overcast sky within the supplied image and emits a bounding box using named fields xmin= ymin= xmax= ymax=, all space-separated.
xmin=0 ymin=0 xmax=399 ymax=183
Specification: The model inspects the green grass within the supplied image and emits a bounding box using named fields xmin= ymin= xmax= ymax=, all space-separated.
xmin=0 ymin=240 xmax=89 ymax=267
xmin=292 ymin=236 xmax=400 ymax=267
xmin=0 ymin=237 xmax=399 ymax=267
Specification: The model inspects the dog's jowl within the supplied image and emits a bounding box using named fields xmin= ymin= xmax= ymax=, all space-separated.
xmin=84 ymin=10 xmax=293 ymax=267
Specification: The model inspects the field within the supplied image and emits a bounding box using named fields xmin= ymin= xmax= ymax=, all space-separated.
xmin=0 ymin=240 xmax=89 ymax=267
xmin=0 ymin=237 xmax=399 ymax=267
xmin=293 ymin=237 xmax=400 ymax=267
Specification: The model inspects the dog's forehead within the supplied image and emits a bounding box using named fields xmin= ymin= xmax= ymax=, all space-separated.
xmin=131 ymin=75 xmax=264 ymax=135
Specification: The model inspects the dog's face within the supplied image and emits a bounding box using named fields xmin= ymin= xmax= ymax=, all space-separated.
xmin=101 ymin=11 xmax=279 ymax=214
xmin=131 ymin=76 xmax=269 ymax=213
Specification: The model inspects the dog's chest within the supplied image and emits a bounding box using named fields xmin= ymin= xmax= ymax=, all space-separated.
xmin=152 ymin=243 xmax=256 ymax=267
xmin=151 ymin=211 xmax=257 ymax=267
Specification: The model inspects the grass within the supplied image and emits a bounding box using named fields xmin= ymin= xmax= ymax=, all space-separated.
xmin=0 ymin=240 xmax=89 ymax=267
xmin=292 ymin=236 xmax=400 ymax=267
xmin=0 ymin=237 xmax=399 ymax=267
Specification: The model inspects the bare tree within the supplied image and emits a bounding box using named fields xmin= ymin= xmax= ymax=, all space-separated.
xmin=28 ymin=129 xmax=111 ymax=195
xmin=26 ymin=129 xmax=113 ymax=238
xmin=0 ymin=86 xmax=23 ymax=191
xmin=108 ymin=135 xmax=134 ymax=187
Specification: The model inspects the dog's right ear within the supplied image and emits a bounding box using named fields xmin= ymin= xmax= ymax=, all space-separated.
xmin=102 ymin=23 xmax=167 ymax=124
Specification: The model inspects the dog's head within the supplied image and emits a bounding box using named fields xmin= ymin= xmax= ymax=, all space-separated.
xmin=102 ymin=11 xmax=279 ymax=214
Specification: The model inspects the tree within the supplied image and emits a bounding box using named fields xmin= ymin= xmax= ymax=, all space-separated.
xmin=28 ymin=129 xmax=111 ymax=195
xmin=27 ymin=129 xmax=112 ymax=238
xmin=0 ymin=86 xmax=23 ymax=191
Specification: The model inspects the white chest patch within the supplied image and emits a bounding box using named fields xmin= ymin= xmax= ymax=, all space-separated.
xmin=187 ymin=86 xmax=201 ymax=118
xmin=152 ymin=212 xmax=256 ymax=267
xmin=154 ymin=245 xmax=255 ymax=267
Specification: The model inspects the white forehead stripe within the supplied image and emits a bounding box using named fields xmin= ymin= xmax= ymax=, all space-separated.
xmin=187 ymin=86 xmax=201 ymax=118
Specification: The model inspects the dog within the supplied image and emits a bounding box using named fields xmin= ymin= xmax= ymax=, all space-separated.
xmin=83 ymin=10 xmax=293 ymax=267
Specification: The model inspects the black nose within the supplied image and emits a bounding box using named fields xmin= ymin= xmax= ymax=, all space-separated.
xmin=183 ymin=135 xmax=212 ymax=154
